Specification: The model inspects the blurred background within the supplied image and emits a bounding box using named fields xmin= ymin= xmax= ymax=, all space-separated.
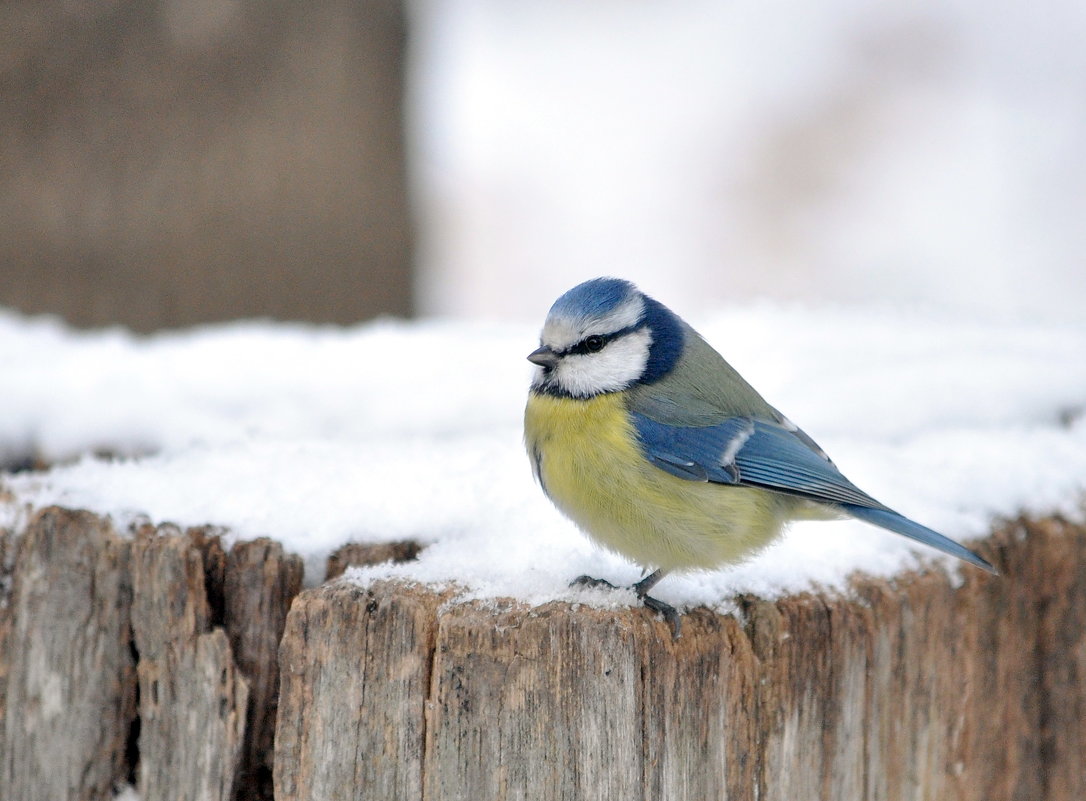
xmin=2 ymin=0 xmax=1084 ymax=331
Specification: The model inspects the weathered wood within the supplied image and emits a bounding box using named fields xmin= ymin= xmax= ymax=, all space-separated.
xmin=427 ymin=600 xmax=644 ymax=801
xmin=272 ymin=517 xmax=1086 ymax=801
xmin=131 ymin=529 xmax=250 ymax=801
xmin=326 ymin=540 xmax=423 ymax=581
xmin=2 ymin=508 xmax=1083 ymax=800
xmin=0 ymin=507 xmax=135 ymax=801
xmin=1032 ymin=518 xmax=1086 ymax=800
xmin=274 ymin=581 xmax=443 ymax=801
xmin=637 ymin=608 xmax=759 ymax=800
xmin=973 ymin=516 xmax=1086 ymax=801
xmin=0 ymin=523 xmax=15 ymax=722
xmin=752 ymin=577 xmax=971 ymax=801
xmin=224 ymin=538 xmax=304 ymax=801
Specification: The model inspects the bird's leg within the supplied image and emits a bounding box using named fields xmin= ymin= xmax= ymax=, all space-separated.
xmin=570 ymin=568 xmax=681 ymax=639
xmin=631 ymin=568 xmax=666 ymax=596
xmin=632 ymin=569 xmax=681 ymax=640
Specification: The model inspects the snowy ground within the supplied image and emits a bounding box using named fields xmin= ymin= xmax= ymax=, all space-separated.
xmin=2 ymin=299 xmax=1084 ymax=613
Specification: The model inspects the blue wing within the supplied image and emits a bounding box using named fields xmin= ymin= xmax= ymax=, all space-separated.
xmin=632 ymin=413 xmax=882 ymax=507
xmin=631 ymin=412 xmax=996 ymax=573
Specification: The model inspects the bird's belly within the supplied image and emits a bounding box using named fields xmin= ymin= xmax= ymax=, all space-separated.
xmin=524 ymin=392 xmax=791 ymax=572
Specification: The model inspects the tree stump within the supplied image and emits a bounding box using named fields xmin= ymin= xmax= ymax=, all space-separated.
xmin=0 ymin=508 xmax=304 ymax=801
xmin=273 ymin=517 xmax=1086 ymax=801
xmin=2 ymin=509 xmax=1084 ymax=800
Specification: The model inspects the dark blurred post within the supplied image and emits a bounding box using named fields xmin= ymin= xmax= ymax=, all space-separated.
xmin=0 ymin=0 xmax=413 ymax=331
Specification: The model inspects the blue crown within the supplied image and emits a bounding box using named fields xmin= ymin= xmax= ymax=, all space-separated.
xmin=549 ymin=277 xmax=637 ymax=321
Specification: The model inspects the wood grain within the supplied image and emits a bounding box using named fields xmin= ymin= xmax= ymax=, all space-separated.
xmin=2 ymin=510 xmax=1084 ymax=801
xmin=130 ymin=528 xmax=249 ymax=801
xmin=0 ymin=507 xmax=135 ymax=801
xmin=271 ymin=517 xmax=1086 ymax=801
xmin=274 ymin=580 xmax=443 ymax=801
xmin=225 ymin=538 xmax=304 ymax=801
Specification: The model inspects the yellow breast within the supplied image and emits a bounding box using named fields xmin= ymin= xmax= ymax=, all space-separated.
xmin=524 ymin=391 xmax=792 ymax=572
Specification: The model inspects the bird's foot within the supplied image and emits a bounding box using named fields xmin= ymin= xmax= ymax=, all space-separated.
xmin=570 ymin=574 xmax=619 ymax=591
xmin=569 ymin=572 xmax=682 ymax=640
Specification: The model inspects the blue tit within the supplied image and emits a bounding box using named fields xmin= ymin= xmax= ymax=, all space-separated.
xmin=523 ymin=277 xmax=995 ymax=637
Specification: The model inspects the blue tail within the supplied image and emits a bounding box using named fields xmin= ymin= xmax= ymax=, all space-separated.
xmin=841 ymin=504 xmax=997 ymax=574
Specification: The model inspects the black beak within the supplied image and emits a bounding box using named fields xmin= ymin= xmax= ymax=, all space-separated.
xmin=527 ymin=345 xmax=559 ymax=368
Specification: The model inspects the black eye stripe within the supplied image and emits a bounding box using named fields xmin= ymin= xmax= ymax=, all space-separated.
xmin=570 ymin=334 xmax=606 ymax=355
xmin=563 ymin=322 xmax=644 ymax=356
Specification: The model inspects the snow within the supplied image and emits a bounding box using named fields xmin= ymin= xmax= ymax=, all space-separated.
xmin=2 ymin=302 xmax=1085 ymax=611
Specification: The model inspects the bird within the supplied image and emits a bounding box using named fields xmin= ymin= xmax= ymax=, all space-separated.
xmin=523 ymin=277 xmax=996 ymax=638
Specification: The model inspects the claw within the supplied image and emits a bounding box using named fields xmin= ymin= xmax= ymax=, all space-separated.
xmin=570 ymin=569 xmax=681 ymax=639
xmin=570 ymin=574 xmax=618 ymax=591
xmin=640 ymin=594 xmax=682 ymax=640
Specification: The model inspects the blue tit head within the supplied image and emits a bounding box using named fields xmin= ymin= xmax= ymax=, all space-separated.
xmin=528 ymin=278 xmax=685 ymax=398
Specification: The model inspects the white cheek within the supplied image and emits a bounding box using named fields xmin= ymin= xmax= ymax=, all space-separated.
xmin=556 ymin=330 xmax=651 ymax=397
